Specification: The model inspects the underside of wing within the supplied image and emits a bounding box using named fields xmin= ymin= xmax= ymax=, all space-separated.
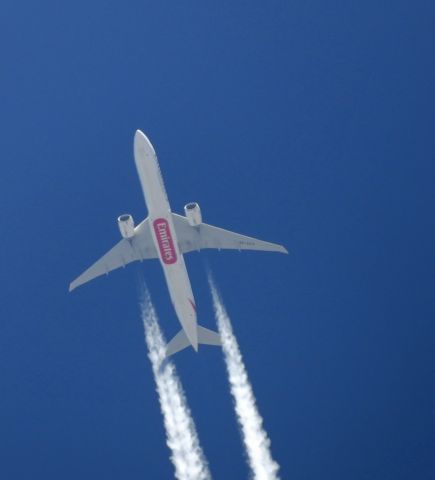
xmin=69 ymin=218 xmax=158 ymax=291
xmin=172 ymin=213 xmax=288 ymax=255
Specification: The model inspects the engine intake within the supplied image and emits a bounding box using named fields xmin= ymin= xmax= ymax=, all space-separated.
xmin=118 ymin=214 xmax=135 ymax=239
xmin=184 ymin=202 xmax=202 ymax=226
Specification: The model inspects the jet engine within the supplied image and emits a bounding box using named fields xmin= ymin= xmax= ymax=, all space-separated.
xmin=117 ymin=214 xmax=135 ymax=239
xmin=184 ymin=202 xmax=202 ymax=226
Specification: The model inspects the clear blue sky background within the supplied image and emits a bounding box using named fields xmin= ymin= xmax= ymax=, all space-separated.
xmin=1 ymin=1 xmax=434 ymax=479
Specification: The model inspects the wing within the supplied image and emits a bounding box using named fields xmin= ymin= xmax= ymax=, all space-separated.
xmin=69 ymin=218 xmax=158 ymax=291
xmin=172 ymin=213 xmax=288 ymax=254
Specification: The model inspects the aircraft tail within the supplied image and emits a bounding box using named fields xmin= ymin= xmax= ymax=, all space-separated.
xmin=166 ymin=325 xmax=221 ymax=357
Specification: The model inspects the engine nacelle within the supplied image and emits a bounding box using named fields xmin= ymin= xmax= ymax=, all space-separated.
xmin=184 ymin=202 xmax=202 ymax=226
xmin=117 ymin=214 xmax=135 ymax=239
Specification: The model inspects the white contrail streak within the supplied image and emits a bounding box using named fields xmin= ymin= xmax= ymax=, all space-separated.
xmin=209 ymin=276 xmax=280 ymax=480
xmin=141 ymin=291 xmax=211 ymax=480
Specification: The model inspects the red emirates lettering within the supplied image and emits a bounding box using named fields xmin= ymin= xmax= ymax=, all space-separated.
xmin=153 ymin=218 xmax=177 ymax=265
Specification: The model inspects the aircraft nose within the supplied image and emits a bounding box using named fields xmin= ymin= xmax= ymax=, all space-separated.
xmin=134 ymin=130 xmax=156 ymax=155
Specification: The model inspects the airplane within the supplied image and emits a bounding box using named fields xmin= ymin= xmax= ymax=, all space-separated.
xmin=69 ymin=130 xmax=288 ymax=356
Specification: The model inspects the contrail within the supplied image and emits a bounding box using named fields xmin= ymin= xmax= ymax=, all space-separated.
xmin=209 ymin=275 xmax=280 ymax=480
xmin=141 ymin=289 xmax=211 ymax=480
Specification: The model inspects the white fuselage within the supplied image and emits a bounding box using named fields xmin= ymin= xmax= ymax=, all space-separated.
xmin=134 ymin=132 xmax=198 ymax=350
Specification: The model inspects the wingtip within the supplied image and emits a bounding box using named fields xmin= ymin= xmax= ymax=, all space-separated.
xmin=275 ymin=244 xmax=288 ymax=254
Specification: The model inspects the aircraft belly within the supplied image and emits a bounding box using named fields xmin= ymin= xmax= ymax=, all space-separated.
xmin=134 ymin=132 xmax=170 ymax=214
xmin=135 ymin=131 xmax=198 ymax=350
xmin=162 ymin=258 xmax=198 ymax=349
xmin=150 ymin=212 xmax=198 ymax=349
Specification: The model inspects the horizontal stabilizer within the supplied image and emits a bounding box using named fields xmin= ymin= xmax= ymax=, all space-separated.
xmin=197 ymin=325 xmax=221 ymax=346
xmin=166 ymin=329 xmax=190 ymax=357
xmin=166 ymin=325 xmax=221 ymax=357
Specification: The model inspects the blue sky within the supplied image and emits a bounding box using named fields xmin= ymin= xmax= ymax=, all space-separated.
xmin=1 ymin=1 xmax=434 ymax=478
